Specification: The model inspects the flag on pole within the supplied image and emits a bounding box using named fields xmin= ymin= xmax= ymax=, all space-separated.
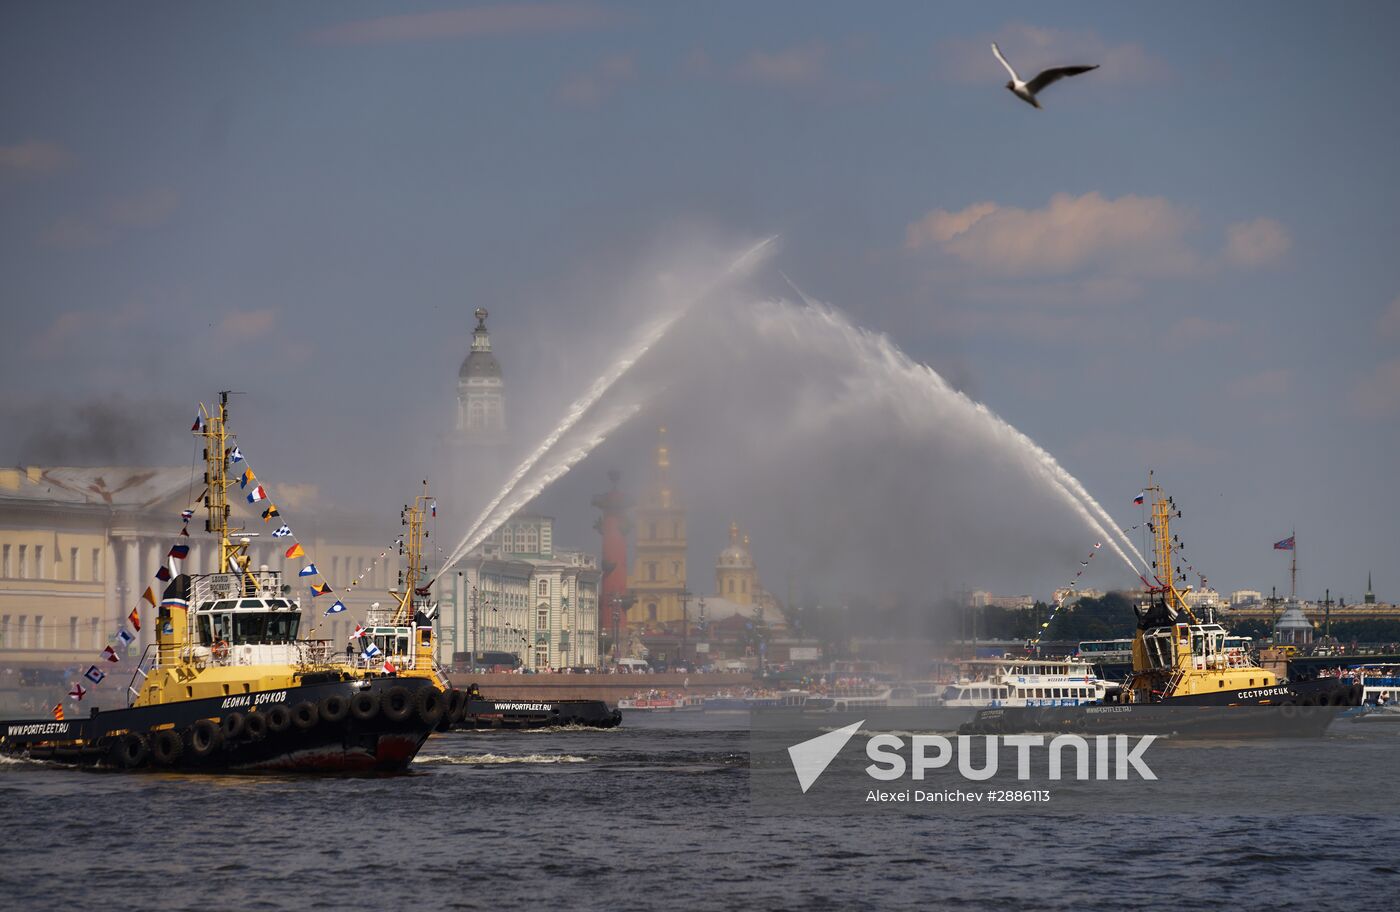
xmin=272 ymin=525 xmax=292 ymax=538
xmin=246 ymin=485 xmax=267 ymax=503
xmin=230 ymin=447 xmax=243 ymax=463
xmin=69 ymin=684 xmax=87 ymax=701
xmin=52 ymin=704 xmax=64 ymax=721
xmin=324 ymin=600 xmax=347 ymax=616
xmin=1133 ymin=492 xmax=1145 ymax=505
xmin=299 ymin=563 xmax=318 ymax=577
xmin=116 ymin=629 xmax=135 ymax=648
xmin=362 ymin=643 xmax=382 ymax=660
xmin=181 ymin=509 xmax=195 ymax=521
xmin=430 ymin=502 xmax=437 ymax=517
xmin=311 ymin=582 xmax=332 ymax=596
xmin=384 ymin=659 xmax=398 ymax=674
xmin=191 ymin=413 xmax=202 ymax=432
xmin=101 ymin=645 xmax=121 ymax=663
xmin=128 ymin=607 xmax=142 ymax=631
xmin=1273 ymin=536 xmax=1295 ymax=551
xmin=285 ymin=543 xmax=305 ymax=559
xmin=142 ymin=586 xmax=157 ymax=607
xmin=84 ymin=665 xmax=106 ymax=685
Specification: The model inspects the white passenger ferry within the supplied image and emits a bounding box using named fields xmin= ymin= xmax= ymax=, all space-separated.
xmin=940 ymin=658 xmax=1111 ymax=708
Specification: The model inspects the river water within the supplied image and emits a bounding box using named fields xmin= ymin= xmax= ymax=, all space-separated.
xmin=2 ymin=712 xmax=1397 ymax=911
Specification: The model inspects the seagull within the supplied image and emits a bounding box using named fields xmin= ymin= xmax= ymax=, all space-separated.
xmin=991 ymin=42 xmax=1098 ymax=109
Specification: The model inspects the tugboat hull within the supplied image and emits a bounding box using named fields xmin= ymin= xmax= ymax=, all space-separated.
xmin=450 ymin=697 xmax=621 ymax=731
xmin=963 ymin=679 xmax=1363 ymax=739
xmin=1 ymin=676 xmax=442 ymax=773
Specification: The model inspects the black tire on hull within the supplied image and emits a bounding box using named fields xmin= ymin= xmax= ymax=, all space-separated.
xmin=382 ymin=686 xmax=412 ymax=723
xmin=265 ymin=705 xmax=292 ymax=734
xmin=152 ymin=729 xmax=184 ymax=766
xmin=188 ymin=719 xmax=223 ymax=758
xmin=221 ymin=711 xmax=246 ymax=740
xmin=447 ymin=689 xmax=466 ymax=723
xmin=351 ymin=691 xmax=380 ymax=722
xmin=319 ymin=694 xmax=350 ymax=723
xmin=114 ymin=733 xmax=149 ymax=769
xmin=415 ymin=687 xmax=445 ymax=727
xmin=244 ymin=711 xmax=269 ymax=740
xmin=292 ymin=701 xmax=319 ymax=730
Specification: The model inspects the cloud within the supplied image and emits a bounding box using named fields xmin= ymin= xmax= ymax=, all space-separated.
xmin=33 ymin=300 xmax=149 ymax=357
xmin=734 ymin=42 xmax=828 ymax=86
xmin=1224 ymin=217 xmax=1291 ymax=267
xmin=309 ymin=2 xmax=611 ymax=46
xmin=0 ymin=140 xmax=72 ymax=177
xmin=938 ymin=22 xmax=1169 ymax=86
xmin=217 ymin=308 xmax=278 ymax=341
xmin=39 ymin=188 xmax=180 ymax=249
xmin=905 ymin=192 xmax=1198 ymax=277
xmin=1169 ymin=315 xmax=1238 ymax=344
xmin=1351 ymin=358 xmax=1400 ymax=418
xmin=1227 ymin=368 xmax=1290 ymax=400
xmin=558 ymin=53 xmax=636 ymax=107
xmin=1378 ymin=296 xmax=1400 ymax=338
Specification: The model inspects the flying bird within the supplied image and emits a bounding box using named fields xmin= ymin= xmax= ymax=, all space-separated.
xmin=991 ymin=42 xmax=1098 ymax=109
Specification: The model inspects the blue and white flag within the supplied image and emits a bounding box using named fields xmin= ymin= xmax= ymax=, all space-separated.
xmin=362 ymin=643 xmax=382 ymax=660
xmin=272 ymin=525 xmax=292 ymax=538
xmin=324 ymin=600 xmax=347 ymax=616
xmin=116 ymin=629 xmax=135 ymax=648
xmin=230 ymin=446 xmax=243 ymax=463
xmin=84 ymin=665 xmax=106 ymax=685
xmin=299 ymin=564 xmax=318 ymax=578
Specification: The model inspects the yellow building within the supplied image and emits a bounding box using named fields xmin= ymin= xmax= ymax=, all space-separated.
xmin=716 ymin=522 xmax=758 ymax=606
xmin=627 ymin=428 xmax=687 ymax=626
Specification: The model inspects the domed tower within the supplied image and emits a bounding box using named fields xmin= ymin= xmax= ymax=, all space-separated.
xmin=716 ymin=521 xmax=757 ymax=606
xmin=627 ymin=427 xmax=687 ymax=626
xmin=457 ymin=308 xmax=505 ymax=444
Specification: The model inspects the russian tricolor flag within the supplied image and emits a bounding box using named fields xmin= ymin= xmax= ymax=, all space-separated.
xmin=1133 ymin=492 xmax=1145 ymax=505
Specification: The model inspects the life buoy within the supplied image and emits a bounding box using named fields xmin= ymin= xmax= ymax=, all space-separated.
xmin=243 ymin=711 xmax=268 ymax=740
xmin=188 ymin=719 xmax=223 ymax=758
xmin=382 ymin=686 xmax=412 ymax=723
xmin=152 ymin=729 xmax=184 ymax=766
xmin=291 ymin=701 xmax=319 ymax=730
xmin=415 ymin=687 xmax=446 ymax=727
xmin=264 ymin=705 xmax=292 ymax=734
xmin=221 ymin=711 xmax=246 ymax=740
xmin=319 ymin=694 xmax=350 ymax=724
xmin=350 ymin=691 xmax=381 ymax=722
xmin=114 ymin=732 xmax=149 ymax=768
xmin=212 ymin=639 xmax=230 ymax=660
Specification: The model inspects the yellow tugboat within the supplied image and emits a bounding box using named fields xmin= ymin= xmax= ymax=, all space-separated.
xmin=966 ymin=475 xmax=1361 ymax=737
xmin=0 ymin=393 xmax=446 ymax=771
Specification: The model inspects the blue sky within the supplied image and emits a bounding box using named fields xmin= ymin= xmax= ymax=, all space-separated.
xmin=1 ymin=2 xmax=1396 ymax=601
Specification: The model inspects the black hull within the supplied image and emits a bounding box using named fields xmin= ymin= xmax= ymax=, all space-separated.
xmin=449 ymin=698 xmax=622 ymax=731
xmin=1 ymin=676 xmax=441 ymax=773
xmin=962 ymin=679 xmax=1361 ymax=739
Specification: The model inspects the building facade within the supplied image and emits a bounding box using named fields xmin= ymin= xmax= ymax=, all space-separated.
xmin=447 ymin=514 xmax=601 ymax=669
xmin=456 ymin=307 xmax=505 ymax=443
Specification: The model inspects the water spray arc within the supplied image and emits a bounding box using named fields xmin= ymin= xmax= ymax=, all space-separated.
xmin=437 ymin=236 xmax=778 ymax=578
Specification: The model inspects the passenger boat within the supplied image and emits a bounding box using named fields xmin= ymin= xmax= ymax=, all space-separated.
xmin=964 ymin=478 xmax=1360 ymax=738
xmin=0 ymin=393 xmax=444 ymax=772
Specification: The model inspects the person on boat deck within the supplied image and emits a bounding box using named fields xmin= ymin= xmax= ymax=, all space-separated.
xmin=467 ymin=683 xmax=481 ymax=700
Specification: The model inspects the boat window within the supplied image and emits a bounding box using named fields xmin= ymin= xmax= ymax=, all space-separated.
xmin=231 ymin=612 xmax=300 ymax=644
xmin=213 ymin=600 xmax=234 ymax=612
xmin=240 ymin=599 xmax=263 ymax=609
xmin=199 ymin=615 xmax=213 ymax=645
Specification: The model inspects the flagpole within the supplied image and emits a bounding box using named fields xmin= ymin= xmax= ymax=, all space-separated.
xmin=1290 ymin=528 xmax=1297 ymax=601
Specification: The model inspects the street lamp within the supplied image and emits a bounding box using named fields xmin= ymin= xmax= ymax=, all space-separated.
xmin=679 ymin=586 xmax=691 ymax=669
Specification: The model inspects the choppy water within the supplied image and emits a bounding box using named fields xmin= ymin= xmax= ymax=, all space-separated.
xmin=2 ymin=713 xmax=1397 ymax=911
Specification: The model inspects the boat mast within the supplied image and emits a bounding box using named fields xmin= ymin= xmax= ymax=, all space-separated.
xmin=1290 ymin=528 xmax=1297 ymax=600
xmin=392 ymin=485 xmax=432 ymax=626
xmin=1147 ymin=471 xmax=1196 ymax=623
xmin=200 ymin=391 xmax=253 ymax=591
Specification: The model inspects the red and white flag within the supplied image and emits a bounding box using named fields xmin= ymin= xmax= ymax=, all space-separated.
xmin=101 ymin=645 xmax=121 ymax=663
xmin=69 ymin=683 xmax=87 ymax=701
xmin=351 ymin=624 xmax=367 ymax=640
xmin=383 ymin=659 xmax=398 ymax=674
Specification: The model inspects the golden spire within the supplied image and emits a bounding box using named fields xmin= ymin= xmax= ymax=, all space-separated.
xmin=657 ymin=425 xmax=670 ymax=472
xmin=729 ymin=521 xmax=739 ymax=544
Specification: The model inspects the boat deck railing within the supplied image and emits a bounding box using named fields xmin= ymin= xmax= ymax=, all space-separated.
xmin=192 ymin=570 xmax=285 ymax=603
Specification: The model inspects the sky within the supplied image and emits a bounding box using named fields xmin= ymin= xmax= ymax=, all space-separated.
xmin=1 ymin=1 xmax=1397 ymax=605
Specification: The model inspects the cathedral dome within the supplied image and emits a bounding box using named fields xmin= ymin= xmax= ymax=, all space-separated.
xmin=459 ymin=308 xmax=502 ymax=380
xmin=717 ymin=522 xmax=753 ymax=568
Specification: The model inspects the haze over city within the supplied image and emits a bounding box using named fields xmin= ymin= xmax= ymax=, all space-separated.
xmin=2 ymin=1 xmax=1396 ymax=601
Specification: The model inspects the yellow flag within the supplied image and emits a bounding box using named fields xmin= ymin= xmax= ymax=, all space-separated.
xmin=286 ymin=543 xmax=305 ymax=559
xmin=143 ymin=586 xmax=157 ymax=607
